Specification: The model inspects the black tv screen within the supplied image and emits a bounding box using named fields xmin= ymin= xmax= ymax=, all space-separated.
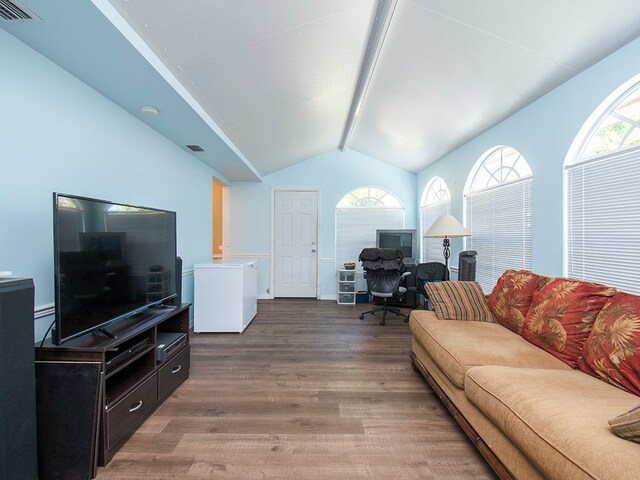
xmin=53 ymin=193 xmax=177 ymax=345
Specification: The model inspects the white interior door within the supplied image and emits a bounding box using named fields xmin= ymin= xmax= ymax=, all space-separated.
xmin=273 ymin=190 xmax=318 ymax=297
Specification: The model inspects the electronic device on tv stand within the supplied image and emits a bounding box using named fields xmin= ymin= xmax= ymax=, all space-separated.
xmin=156 ymin=332 xmax=188 ymax=363
xmin=105 ymin=337 xmax=152 ymax=372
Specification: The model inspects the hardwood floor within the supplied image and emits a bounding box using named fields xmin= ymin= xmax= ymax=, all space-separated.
xmin=96 ymin=300 xmax=496 ymax=479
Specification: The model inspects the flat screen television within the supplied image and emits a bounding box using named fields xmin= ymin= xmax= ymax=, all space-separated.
xmin=376 ymin=229 xmax=417 ymax=263
xmin=53 ymin=193 xmax=177 ymax=345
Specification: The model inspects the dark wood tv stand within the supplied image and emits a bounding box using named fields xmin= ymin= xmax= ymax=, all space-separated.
xmin=36 ymin=304 xmax=191 ymax=468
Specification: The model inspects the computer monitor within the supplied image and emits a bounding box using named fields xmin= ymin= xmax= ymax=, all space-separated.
xmin=459 ymin=250 xmax=477 ymax=281
xmin=376 ymin=229 xmax=417 ymax=265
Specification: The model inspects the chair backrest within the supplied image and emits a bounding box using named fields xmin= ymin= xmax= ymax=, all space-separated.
xmin=414 ymin=262 xmax=447 ymax=283
xmin=364 ymin=269 xmax=402 ymax=296
xmin=359 ymin=247 xmax=405 ymax=296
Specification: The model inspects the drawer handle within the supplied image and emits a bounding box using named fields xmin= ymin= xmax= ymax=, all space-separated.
xmin=171 ymin=365 xmax=182 ymax=374
xmin=129 ymin=400 xmax=143 ymax=413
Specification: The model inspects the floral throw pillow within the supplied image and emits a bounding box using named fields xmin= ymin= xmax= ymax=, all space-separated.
xmin=521 ymin=278 xmax=616 ymax=368
xmin=578 ymin=292 xmax=640 ymax=396
xmin=487 ymin=269 xmax=548 ymax=334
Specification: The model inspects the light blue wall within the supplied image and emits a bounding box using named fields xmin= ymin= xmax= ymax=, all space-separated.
xmin=417 ymin=37 xmax=640 ymax=279
xmin=230 ymin=149 xmax=417 ymax=297
xmin=0 ymin=30 xmax=220 ymax=339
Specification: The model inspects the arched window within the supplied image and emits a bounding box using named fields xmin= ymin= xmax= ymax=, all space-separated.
xmin=420 ymin=177 xmax=451 ymax=262
xmin=335 ymin=187 xmax=404 ymax=271
xmin=566 ymin=80 xmax=640 ymax=294
xmin=465 ymin=146 xmax=533 ymax=292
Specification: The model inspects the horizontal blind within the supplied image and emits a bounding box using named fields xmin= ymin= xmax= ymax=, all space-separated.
xmin=335 ymin=208 xmax=404 ymax=271
xmin=567 ymin=147 xmax=640 ymax=294
xmin=466 ymin=178 xmax=532 ymax=293
xmin=420 ymin=201 xmax=450 ymax=262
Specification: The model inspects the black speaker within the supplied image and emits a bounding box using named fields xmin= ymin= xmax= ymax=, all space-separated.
xmin=36 ymin=362 xmax=102 ymax=480
xmin=459 ymin=250 xmax=477 ymax=281
xmin=174 ymin=256 xmax=182 ymax=305
xmin=0 ymin=278 xmax=38 ymax=480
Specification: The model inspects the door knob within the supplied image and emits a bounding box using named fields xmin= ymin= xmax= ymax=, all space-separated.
xmin=311 ymin=249 xmax=316 ymax=253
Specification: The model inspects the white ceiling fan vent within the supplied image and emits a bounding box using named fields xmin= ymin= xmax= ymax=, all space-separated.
xmin=0 ymin=0 xmax=42 ymax=22
xmin=186 ymin=144 xmax=204 ymax=152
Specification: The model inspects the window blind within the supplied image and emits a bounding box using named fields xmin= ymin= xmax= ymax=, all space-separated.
xmin=567 ymin=147 xmax=640 ymax=294
xmin=420 ymin=201 xmax=450 ymax=262
xmin=465 ymin=178 xmax=532 ymax=293
xmin=335 ymin=208 xmax=404 ymax=271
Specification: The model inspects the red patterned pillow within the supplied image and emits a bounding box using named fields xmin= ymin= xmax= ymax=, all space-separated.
xmin=521 ymin=278 xmax=616 ymax=368
xmin=487 ymin=269 xmax=548 ymax=334
xmin=578 ymin=292 xmax=640 ymax=396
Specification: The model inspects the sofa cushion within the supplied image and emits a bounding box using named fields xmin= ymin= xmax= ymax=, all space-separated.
xmin=609 ymin=404 xmax=640 ymax=444
xmin=486 ymin=269 xmax=548 ymax=334
xmin=409 ymin=310 xmax=570 ymax=388
xmin=465 ymin=366 xmax=640 ymax=480
xmin=521 ymin=278 xmax=616 ymax=368
xmin=578 ymin=291 xmax=640 ymax=396
xmin=423 ymin=281 xmax=496 ymax=322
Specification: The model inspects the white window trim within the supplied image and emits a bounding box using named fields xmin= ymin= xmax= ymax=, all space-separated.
xmin=464 ymin=147 xmax=533 ymax=292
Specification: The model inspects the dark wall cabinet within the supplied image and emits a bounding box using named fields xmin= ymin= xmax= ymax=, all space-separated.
xmin=0 ymin=278 xmax=38 ymax=480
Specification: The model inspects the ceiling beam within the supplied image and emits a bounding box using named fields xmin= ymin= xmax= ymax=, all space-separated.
xmin=339 ymin=0 xmax=398 ymax=151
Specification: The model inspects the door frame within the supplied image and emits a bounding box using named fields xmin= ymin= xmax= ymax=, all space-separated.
xmin=270 ymin=187 xmax=320 ymax=299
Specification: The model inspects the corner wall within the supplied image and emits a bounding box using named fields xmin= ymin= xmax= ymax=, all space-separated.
xmin=416 ymin=37 xmax=640 ymax=278
xmin=0 ymin=30 xmax=219 ymax=339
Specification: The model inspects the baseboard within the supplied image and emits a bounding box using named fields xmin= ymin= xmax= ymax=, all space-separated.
xmin=257 ymin=293 xmax=272 ymax=300
xmin=320 ymin=294 xmax=337 ymax=301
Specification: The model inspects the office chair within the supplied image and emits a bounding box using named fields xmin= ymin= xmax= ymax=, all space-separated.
xmin=458 ymin=250 xmax=477 ymax=281
xmin=358 ymin=248 xmax=410 ymax=325
xmin=407 ymin=262 xmax=447 ymax=309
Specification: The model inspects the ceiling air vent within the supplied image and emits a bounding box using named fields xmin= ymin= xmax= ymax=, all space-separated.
xmin=0 ymin=0 xmax=42 ymax=22
xmin=186 ymin=144 xmax=204 ymax=152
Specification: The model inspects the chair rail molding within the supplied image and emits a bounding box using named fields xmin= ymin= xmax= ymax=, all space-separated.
xmin=226 ymin=253 xmax=271 ymax=259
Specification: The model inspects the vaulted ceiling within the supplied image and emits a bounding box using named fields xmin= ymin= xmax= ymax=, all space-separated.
xmin=3 ymin=0 xmax=640 ymax=181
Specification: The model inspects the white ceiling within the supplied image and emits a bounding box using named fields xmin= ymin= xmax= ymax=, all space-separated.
xmin=4 ymin=1 xmax=640 ymax=179
xmin=351 ymin=0 xmax=640 ymax=171
xmin=110 ymin=0 xmax=377 ymax=175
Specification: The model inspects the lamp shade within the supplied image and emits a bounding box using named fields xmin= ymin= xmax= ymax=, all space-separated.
xmin=423 ymin=214 xmax=470 ymax=238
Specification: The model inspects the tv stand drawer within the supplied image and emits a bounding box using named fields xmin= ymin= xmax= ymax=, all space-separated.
xmin=105 ymin=373 xmax=158 ymax=451
xmin=158 ymin=345 xmax=190 ymax=399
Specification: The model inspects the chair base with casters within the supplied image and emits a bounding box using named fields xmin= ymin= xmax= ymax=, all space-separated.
xmin=359 ymin=289 xmax=409 ymax=325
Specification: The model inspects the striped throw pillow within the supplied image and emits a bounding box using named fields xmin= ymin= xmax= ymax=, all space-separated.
xmin=424 ymin=281 xmax=496 ymax=323
xmin=609 ymin=404 xmax=640 ymax=444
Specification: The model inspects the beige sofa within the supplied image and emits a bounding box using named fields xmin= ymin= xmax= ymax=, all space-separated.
xmin=409 ymin=310 xmax=640 ymax=480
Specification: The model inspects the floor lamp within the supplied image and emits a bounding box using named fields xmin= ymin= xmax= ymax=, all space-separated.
xmin=423 ymin=215 xmax=470 ymax=281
